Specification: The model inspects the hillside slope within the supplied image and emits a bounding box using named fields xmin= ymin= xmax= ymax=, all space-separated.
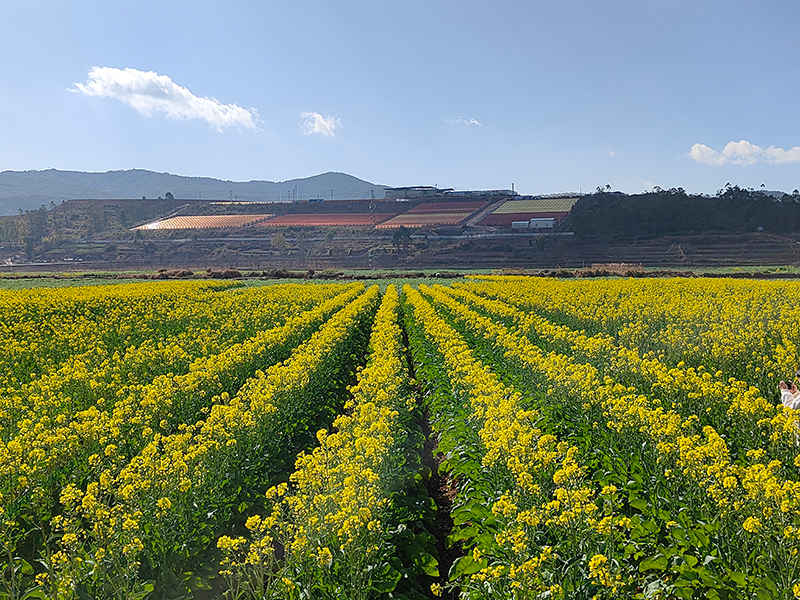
xmin=0 ymin=169 xmax=386 ymax=215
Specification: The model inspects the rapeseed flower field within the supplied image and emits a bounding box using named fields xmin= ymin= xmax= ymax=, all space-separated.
xmin=2 ymin=276 xmax=800 ymax=599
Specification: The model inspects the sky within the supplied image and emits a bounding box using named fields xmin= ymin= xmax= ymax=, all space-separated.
xmin=1 ymin=0 xmax=800 ymax=196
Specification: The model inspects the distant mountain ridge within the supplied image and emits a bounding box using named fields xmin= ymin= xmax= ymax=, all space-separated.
xmin=0 ymin=169 xmax=387 ymax=215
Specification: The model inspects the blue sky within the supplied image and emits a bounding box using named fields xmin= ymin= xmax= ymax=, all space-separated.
xmin=1 ymin=0 xmax=799 ymax=196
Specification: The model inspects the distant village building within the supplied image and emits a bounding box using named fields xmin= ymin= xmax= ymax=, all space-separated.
xmin=384 ymin=186 xmax=453 ymax=200
xmin=446 ymin=189 xmax=517 ymax=198
xmin=529 ymin=217 xmax=556 ymax=229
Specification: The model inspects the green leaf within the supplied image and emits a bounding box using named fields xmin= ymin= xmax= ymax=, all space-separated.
xmin=370 ymin=562 xmax=402 ymax=593
xmin=681 ymin=569 xmax=699 ymax=581
xmin=639 ymin=555 xmax=668 ymax=572
xmin=630 ymin=497 xmax=648 ymax=511
xmin=16 ymin=559 xmax=33 ymax=575
xmin=187 ymin=574 xmax=213 ymax=591
xmin=729 ymin=571 xmax=746 ymax=587
xmin=689 ymin=527 xmax=710 ymax=547
xmin=76 ymin=589 xmax=94 ymax=600
xmin=450 ymin=555 xmax=485 ymax=578
xmin=466 ymin=502 xmax=493 ymax=522
xmin=413 ymin=552 xmax=440 ymax=577
xmin=448 ymin=525 xmax=478 ymax=543
xmin=763 ymin=576 xmax=780 ymax=595
xmin=643 ymin=579 xmax=670 ymax=597
xmin=673 ymin=586 xmax=694 ymax=600
xmin=671 ymin=527 xmax=688 ymax=543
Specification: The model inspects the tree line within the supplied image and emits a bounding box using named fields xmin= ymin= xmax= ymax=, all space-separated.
xmin=567 ymin=185 xmax=800 ymax=242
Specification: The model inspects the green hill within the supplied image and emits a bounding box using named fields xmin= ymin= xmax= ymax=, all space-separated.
xmin=0 ymin=169 xmax=386 ymax=215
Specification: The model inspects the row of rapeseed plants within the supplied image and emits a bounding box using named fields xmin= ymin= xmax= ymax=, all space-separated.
xmin=2 ymin=277 xmax=800 ymax=599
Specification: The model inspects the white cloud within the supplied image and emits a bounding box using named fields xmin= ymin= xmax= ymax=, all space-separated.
xmin=72 ymin=67 xmax=258 ymax=131
xmin=446 ymin=117 xmax=482 ymax=126
xmin=604 ymin=147 xmax=616 ymax=157
xmin=689 ymin=140 xmax=800 ymax=166
xmin=299 ymin=111 xmax=340 ymax=138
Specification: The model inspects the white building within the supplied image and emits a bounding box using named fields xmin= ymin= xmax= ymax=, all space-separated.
xmin=529 ymin=218 xmax=555 ymax=229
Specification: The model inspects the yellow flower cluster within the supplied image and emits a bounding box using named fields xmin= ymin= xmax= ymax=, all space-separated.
xmin=438 ymin=278 xmax=800 ymax=581
xmin=286 ymin=285 xmax=407 ymax=548
xmin=0 ymin=282 xmax=355 ymax=536
xmin=449 ymin=281 xmax=800 ymax=510
xmin=217 ymin=285 xmax=414 ymax=597
xmin=1 ymin=281 xmax=229 ymax=431
xmin=452 ymin=281 xmax=797 ymax=451
xmin=51 ymin=284 xmax=380 ymax=589
xmin=7 ymin=274 xmax=800 ymax=597
xmin=408 ymin=285 xmax=628 ymax=596
xmin=587 ymin=553 xmax=623 ymax=594
xmin=0 ymin=282 xmax=228 ymax=387
xmin=470 ymin=276 xmax=800 ymax=383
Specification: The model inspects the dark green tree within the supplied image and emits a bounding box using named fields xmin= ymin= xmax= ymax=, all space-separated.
xmin=391 ymin=226 xmax=412 ymax=250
